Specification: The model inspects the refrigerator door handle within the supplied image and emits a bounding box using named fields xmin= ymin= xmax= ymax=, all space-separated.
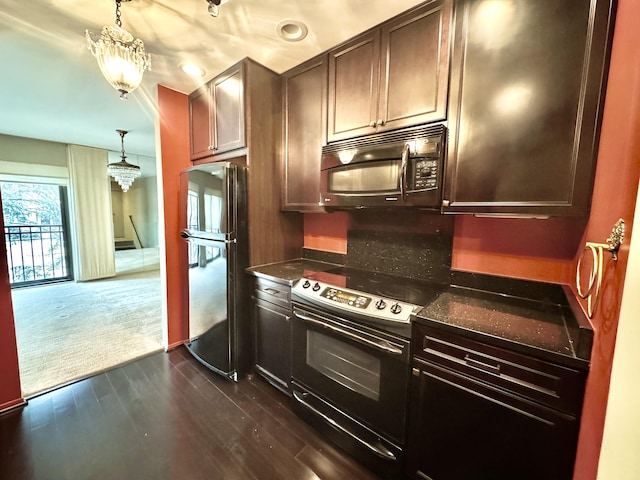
xmin=185 ymin=238 xmax=236 ymax=247
xmin=180 ymin=229 xmax=236 ymax=244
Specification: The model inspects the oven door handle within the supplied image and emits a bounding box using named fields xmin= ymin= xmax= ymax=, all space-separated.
xmin=294 ymin=311 xmax=404 ymax=356
xmin=292 ymin=390 xmax=397 ymax=461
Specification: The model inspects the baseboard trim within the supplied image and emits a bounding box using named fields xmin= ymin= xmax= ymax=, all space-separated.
xmin=0 ymin=397 xmax=27 ymax=415
xmin=166 ymin=340 xmax=187 ymax=351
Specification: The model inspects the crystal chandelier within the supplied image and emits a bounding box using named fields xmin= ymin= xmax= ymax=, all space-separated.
xmin=86 ymin=0 xmax=151 ymax=100
xmin=108 ymin=130 xmax=141 ymax=192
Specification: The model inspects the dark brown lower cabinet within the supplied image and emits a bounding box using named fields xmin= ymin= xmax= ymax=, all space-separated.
xmin=405 ymin=325 xmax=586 ymax=480
xmin=253 ymin=278 xmax=292 ymax=394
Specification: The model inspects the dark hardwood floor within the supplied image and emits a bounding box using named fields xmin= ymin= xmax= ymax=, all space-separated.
xmin=0 ymin=347 xmax=382 ymax=480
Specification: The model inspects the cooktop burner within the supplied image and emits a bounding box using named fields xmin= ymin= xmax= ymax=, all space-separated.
xmin=291 ymin=266 xmax=447 ymax=337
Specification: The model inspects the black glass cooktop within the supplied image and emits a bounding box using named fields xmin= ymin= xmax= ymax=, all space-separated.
xmin=302 ymin=267 xmax=447 ymax=308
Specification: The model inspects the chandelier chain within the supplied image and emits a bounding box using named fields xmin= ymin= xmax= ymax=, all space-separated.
xmin=118 ymin=129 xmax=128 ymax=160
xmin=115 ymin=0 xmax=122 ymax=28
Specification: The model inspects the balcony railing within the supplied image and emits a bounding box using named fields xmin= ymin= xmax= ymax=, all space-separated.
xmin=4 ymin=224 xmax=72 ymax=286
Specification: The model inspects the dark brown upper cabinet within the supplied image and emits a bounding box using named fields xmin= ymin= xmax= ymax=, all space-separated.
xmin=189 ymin=62 xmax=246 ymax=161
xmin=327 ymin=0 xmax=452 ymax=143
xmin=281 ymin=55 xmax=328 ymax=212
xmin=443 ymin=0 xmax=616 ymax=216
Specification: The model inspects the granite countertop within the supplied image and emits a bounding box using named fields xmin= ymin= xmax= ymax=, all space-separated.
xmin=245 ymin=259 xmax=341 ymax=285
xmin=416 ymin=285 xmax=591 ymax=370
xmin=247 ymin=259 xmax=592 ymax=370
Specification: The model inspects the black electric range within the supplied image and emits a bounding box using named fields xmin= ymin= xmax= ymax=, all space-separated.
xmin=292 ymin=266 xmax=447 ymax=339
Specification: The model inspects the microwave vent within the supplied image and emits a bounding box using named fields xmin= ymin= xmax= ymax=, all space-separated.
xmin=322 ymin=124 xmax=446 ymax=154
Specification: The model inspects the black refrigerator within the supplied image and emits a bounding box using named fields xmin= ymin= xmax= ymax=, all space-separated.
xmin=180 ymin=162 xmax=249 ymax=381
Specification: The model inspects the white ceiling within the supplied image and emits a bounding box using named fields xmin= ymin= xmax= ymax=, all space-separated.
xmin=0 ymin=0 xmax=425 ymax=170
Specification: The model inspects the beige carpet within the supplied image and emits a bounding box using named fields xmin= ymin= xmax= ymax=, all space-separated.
xmin=11 ymin=268 xmax=164 ymax=397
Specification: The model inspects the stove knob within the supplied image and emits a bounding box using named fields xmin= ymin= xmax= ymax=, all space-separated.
xmin=312 ymin=282 xmax=321 ymax=292
xmin=375 ymin=299 xmax=387 ymax=310
xmin=302 ymin=280 xmax=311 ymax=289
xmin=390 ymin=303 xmax=403 ymax=314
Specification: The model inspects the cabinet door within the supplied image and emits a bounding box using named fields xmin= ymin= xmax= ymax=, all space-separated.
xmin=282 ymin=56 xmax=327 ymax=211
xmin=327 ymin=31 xmax=380 ymax=142
xmin=255 ymin=300 xmax=291 ymax=392
xmin=443 ymin=0 xmax=615 ymax=216
xmin=405 ymin=360 xmax=579 ymax=480
xmin=378 ymin=0 xmax=452 ymax=132
xmin=189 ymin=85 xmax=213 ymax=160
xmin=212 ymin=64 xmax=246 ymax=154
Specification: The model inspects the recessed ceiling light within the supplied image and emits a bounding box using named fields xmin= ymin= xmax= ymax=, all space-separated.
xmin=276 ymin=19 xmax=308 ymax=42
xmin=180 ymin=63 xmax=206 ymax=77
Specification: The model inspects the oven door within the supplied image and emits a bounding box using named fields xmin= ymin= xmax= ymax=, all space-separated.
xmin=291 ymin=304 xmax=410 ymax=445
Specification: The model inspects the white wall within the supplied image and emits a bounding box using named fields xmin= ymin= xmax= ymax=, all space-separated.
xmin=0 ymin=134 xmax=68 ymax=166
xmin=0 ymin=134 xmax=68 ymax=181
xmin=597 ymin=180 xmax=640 ymax=479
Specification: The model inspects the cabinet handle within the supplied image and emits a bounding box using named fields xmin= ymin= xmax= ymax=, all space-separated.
xmin=464 ymin=355 xmax=501 ymax=375
xmin=369 ymin=121 xmax=376 ymax=128
xmin=264 ymin=287 xmax=280 ymax=296
xmin=376 ymin=119 xmax=385 ymax=126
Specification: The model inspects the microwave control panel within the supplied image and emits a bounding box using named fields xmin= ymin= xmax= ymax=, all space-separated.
xmin=408 ymin=137 xmax=442 ymax=192
xmin=411 ymin=159 xmax=439 ymax=190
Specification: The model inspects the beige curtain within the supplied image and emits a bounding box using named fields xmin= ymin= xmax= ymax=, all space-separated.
xmin=67 ymin=145 xmax=115 ymax=281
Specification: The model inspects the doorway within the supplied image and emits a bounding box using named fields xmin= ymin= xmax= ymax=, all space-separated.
xmin=4 ymin=175 xmax=163 ymax=397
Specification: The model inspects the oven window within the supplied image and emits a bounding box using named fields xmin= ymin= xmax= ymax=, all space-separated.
xmin=328 ymin=160 xmax=400 ymax=193
xmin=306 ymin=330 xmax=381 ymax=401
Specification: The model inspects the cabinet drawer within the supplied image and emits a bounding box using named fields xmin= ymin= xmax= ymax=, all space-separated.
xmin=413 ymin=324 xmax=586 ymax=415
xmin=254 ymin=278 xmax=291 ymax=308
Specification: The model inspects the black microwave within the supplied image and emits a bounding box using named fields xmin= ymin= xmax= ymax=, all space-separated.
xmin=320 ymin=125 xmax=446 ymax=209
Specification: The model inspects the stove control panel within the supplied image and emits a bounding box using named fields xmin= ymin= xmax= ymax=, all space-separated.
xmin=293 ymin=278 xmax=418 ymax=323
xmin=321 ymin=287 xmax=371 ymax=309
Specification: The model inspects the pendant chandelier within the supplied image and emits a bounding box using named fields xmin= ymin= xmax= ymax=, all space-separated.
xmin=108 ymin=130 xmax=141 ymax=192
xmin=86 ymin=0 xmax=151 ymax=100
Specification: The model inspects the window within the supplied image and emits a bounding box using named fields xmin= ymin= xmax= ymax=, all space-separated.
xmin=1 ymin=181 xmax=73 ymax=286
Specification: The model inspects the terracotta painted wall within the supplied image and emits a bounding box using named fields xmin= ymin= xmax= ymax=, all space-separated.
xmin=570 ymin=0 xmax=640 ymax=476
xmin=0 ymin=190 xmax=23 ymax=411
xmin=303 ymin=193 xmax=588 ymax=287
xmin=451 ymin=215 xmax=586 ymax=284
xmin=157 ymin=85 xmax=191 ymax=348
xmin=304 ymin=212 xmax=348 ymax=254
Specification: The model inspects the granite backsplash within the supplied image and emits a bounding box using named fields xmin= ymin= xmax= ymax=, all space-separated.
xmin=303 ymin=228 xmax=453 ymax=284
